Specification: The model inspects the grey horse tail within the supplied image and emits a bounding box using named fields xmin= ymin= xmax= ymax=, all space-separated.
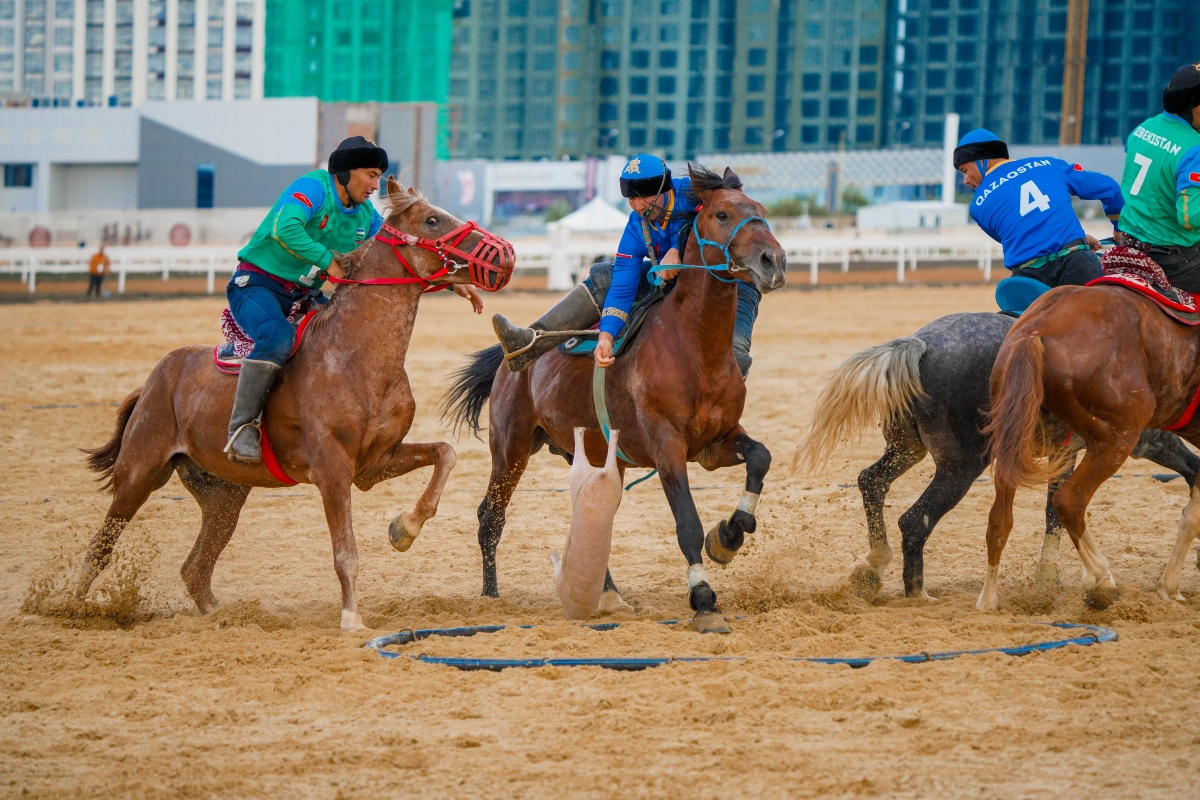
xmin=793 ymin=337 xmax=927 ymax=473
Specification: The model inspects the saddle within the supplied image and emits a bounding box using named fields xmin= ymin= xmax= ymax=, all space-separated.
xmin=213 ymin=302 xmax=321 ymax=374
xmin=1088 ymin=247 xmax=1200 ymax=326
xmin=558 ymin=283 xmax=670 ymax=358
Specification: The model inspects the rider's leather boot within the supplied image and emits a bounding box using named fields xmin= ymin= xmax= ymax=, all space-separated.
xmin=224 ymin=359 xmax=281 ymax=464
xmin=493 ymin=285 xmax=600 ymax=372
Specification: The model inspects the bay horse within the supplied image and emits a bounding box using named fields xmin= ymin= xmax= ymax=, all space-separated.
xmin=795 ymin=311 xmax=1199 ymax=601
xmin=441 ymin=164 xmax=786 ymax=633
xmin=985 ymin=284 xmax=1200 ymax=611
xmin=75 ymin=176 xmax=514 ymax=631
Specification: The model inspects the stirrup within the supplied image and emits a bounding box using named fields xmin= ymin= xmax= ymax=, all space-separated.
xmin=223 ymin=418 xmax=261 ymax=455
xmin=501 ymin=329 xmax=545 ymax=362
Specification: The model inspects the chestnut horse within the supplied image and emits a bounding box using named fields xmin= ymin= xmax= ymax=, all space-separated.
xmin=984 ymin=284 xmax=1200 ymax=611
xmin=76 ymin=177 xmax=514 ymax=631
xmin=441 ymin=164 xmax=786 ymax=633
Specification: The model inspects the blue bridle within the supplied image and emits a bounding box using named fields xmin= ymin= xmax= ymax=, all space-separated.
xmin=648 ymin=214 xmax=770 ymax=286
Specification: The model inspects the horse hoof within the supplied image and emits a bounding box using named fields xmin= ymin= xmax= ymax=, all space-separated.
xmin=847 ymin=564 xmax=883 ymax=600
xmin=1035 ymin=561 xmax=1059 ymax=584
xmin=388 ymin=514 xmax=421 ymax=553
xmin=1083 ymin=584 xmax=1119 ymax=611
xmin=597 ymin=590 xmax=634 ymax=615
xmin=704 ymin=521 xmax=737 ymax=565
xmin=341 ymin=610 xmax=366 ymax=632
xmin=690 ymin=610 xmax=731 ymax=635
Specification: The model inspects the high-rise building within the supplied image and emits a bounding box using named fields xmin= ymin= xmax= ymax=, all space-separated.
xmin=446 ymin=0 xmax=891 ymax=160
xmin=262 ymin=0 xmax=452 ymax=106
xmin=884 ymin=0 xmax=1192 ymax=148
xmin=0 ymin=0 xmax=266 ymax=108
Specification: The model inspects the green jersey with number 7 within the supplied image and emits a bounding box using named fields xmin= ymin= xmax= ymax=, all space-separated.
xmin=1120 ymin=112 xmax=1200 ymax=248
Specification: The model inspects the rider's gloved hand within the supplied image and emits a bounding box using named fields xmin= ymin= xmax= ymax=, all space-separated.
xmin=594 ymin=332 xmax=616 ymax=369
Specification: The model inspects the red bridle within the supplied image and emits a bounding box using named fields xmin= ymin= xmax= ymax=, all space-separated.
xmin=325 ymin=221 xmax=515 ymax=293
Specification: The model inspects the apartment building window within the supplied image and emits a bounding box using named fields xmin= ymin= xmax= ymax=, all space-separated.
xmin=858 ymin=71 xmax=876 ymax=91
xmin=600 ymin=77 xmax=618 ymax=95
xmin=713 ymin=127 xmax=729 ymax=149
xmin=686 ymin=127 xmax=703 ymax=151
xmin=657 ymin=75 xmax=675 ymax=93
xmin=599 ymin=102 xmax=617 ymax=121
xmin=657 ymin=101 xmax=675 ymax=120
xmin=859 ymin=45 xmax=877 ymax=65
xmin=802 ymin=73 xmax=819 ymax=91
xmin=827 ymin=125 xmax=845 ymax=144
xmin=631 ymin=50 xmax=649 ymax=68
xmin=747 ymin=74 xmax=764 ymax=92
xmin=929 ymin=17 xmax=948 ymax=36
xmin=957 ymin=42 xmax=976 ymax=62
xmin=714 ymin=74 xmax=730 ymax=96
xmin=629 ymin=102 xmax=648 ymax=121
xmin=744 ymin=126 xmax=763 ymax=145
xmin=928 ymin=43 xmax=947 ymax=61
xmin=688 ymin=75 xmax=704 ymax=97
xmin=927 ymin=69 xmax=946 ymax=89
xmin=801 ymin=125 xmax=818 ymax=144
xmin=954 ymin=95 xmax=973 ymax=113
xmin=629 ymin=128 xmax=647 ymax=146
xmin=926 ymin=95 xmax=944 ymax=114
xmin=829 ymin=72 xmax=849 ymax=91
xmin=856 ymin=124 xmax=874 ymax=143
xmin=655 ymin=127 xmax=673 ymax=146
xmin=856 ymin=98 xmax=875 ymax=115
xmin=659 ymin=50 xmax=677 ymax=68
xmin=601 ymin=50 xmax=619 ymax=69
xmin=714 ymin=101 xmax=730 ymax=123
xmin=534 ymin=52 xmax=554 ymax=70
xmin=955 ymin=68 xmax=975 ymax=89
xmin=690 ymin=23 xmax=706 ymax=45
xmin=4 ymin=164 xmax=34 ymax=187
xmin=801 ymin=99 xmax=819 ymax=117
xmin=828 ymin=98 xmax=847 ymax=117
xmin=687 ymin=102 xmax=703 ymax=123
xmin=689 ymin=49 xmax=705 ymax=70
xmin=630 ymin=76 xmax=648 ymax=94
xmin=748 ymin=47 xmax=766 ymax=67
xmin=957 ymin=16 xmax=976 ymax=35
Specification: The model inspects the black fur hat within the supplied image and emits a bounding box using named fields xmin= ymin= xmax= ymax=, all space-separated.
xmin=1163 ymin=63 xmax=1200 ymax=117
xmin=328 ymin=136 xmax=389 ymax=185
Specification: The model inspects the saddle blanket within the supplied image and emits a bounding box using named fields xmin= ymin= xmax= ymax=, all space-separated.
xmin=1087 ymin=246 xmax=1200 ymax=326
xmin=213 ymin=302 xmax=320 ymax=374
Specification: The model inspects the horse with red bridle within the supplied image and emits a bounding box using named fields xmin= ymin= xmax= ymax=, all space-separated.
xmin=441 ymin=164 xmax=786 ymax=633
xmin=76 ymin=177 xmax=514 ymax=631
xmin=984 ymin=281 xmax=1200 ymax=611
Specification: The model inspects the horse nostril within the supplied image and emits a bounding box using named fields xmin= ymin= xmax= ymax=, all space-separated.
xmin=760 ymin=251 xmax=775 ymax=269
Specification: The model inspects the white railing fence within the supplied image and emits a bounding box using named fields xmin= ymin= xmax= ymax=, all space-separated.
xmin=1 ymin=235 xmax=1003 ymax=295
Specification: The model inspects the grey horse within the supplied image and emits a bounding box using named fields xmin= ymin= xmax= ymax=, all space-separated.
xmin=796 ymin=312 xmax=1200 ymax=599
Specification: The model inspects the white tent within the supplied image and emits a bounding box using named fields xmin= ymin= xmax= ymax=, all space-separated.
xmin=555 ymin=197 xmax=629 ymax=234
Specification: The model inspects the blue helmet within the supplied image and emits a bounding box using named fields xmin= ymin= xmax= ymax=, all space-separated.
xmin=619 ymin=154 xmax=672 ymax=198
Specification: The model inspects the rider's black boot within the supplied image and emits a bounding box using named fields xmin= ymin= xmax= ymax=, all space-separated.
xmin=493 ymin=285 xmax=600 ymax=372
xmin=224 ymin=359 xmax=281 ymax=464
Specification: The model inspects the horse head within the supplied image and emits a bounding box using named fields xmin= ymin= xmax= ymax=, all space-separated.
xmin=361 ymin=175 xmax=515 ymax=292
xmin=687 ymin=164 xmax=786 ymax=293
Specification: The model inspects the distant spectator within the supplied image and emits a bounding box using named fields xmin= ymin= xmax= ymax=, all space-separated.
xmin=87 ymin=244 xmax=110 ymax=298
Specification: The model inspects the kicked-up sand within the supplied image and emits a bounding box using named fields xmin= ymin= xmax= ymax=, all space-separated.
xmin=2 ymin=285 xmax=1199 ymax=798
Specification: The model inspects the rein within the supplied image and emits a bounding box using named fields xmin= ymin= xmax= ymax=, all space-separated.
xmin=647 ymin=214 xmax=769 ymax=286
xmin=325 ymin=220 xmax=515 ymax=293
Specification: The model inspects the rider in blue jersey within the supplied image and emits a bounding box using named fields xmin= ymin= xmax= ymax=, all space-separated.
xmin=954 ymin=129 xmax=1124 ymax=293
xmin=493 ymin=154 xmax=762 ymax=376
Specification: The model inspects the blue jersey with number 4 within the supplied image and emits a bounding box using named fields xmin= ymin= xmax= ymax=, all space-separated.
xmin=969 ymin=157 xmax=1124 ymax=267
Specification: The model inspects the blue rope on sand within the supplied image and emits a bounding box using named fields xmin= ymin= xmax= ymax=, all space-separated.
xmin=363 ymin=621 xmax=1117 ymax=672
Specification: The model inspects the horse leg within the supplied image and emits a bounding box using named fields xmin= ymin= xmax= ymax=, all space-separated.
xmin=477 ymin=432 xmax=534 ymax=599
xmin=176 ymin=460 xmax=252 ymax=613
xmin=1131 ymin=428 xmax=1200 ymax=487
xmin=597 ymin=569 xmax=634 ymax=613
xmin=977 ymin=480 xmax=1017 ymax=612
xmin=1156 ymin=481 xmax=1200 ymax=602
xmin=1036 ymin=463 xmax=1074 ymax=584
xmin=697 ymin=427 xmax=771 ymax=566
xmin=72 ymin=458 xmax=174 ymax=600
xmin=899 ymin=457 xmax=983 ymax=600
xmin=853 ymin=419 xmax=926 ymax=599
xmin=1051 ymin=437 xmax=1138 ymax=606
xmin=376 ymin=442 xmax=458 ymax=553
xmin=655 ymin=438 xmax=729 ymax=634
xmin=310 ymin=456 xmax=364 ymax=632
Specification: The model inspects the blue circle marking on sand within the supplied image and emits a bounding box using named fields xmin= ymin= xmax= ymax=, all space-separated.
xmin=363 ymin=621 xmax=1117 ymax=672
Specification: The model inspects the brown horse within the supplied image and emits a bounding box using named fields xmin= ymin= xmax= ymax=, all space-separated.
xmin=983 ymin=284 xmax=1200 ymax=611
xmin=441 ymin=164 xmax=786 ymax=633
xmin=75 ymin=176 xmax=513 ymax=631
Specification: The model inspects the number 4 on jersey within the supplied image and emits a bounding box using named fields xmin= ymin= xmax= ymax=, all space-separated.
xmin=1019 ymin=181 xmax=1051 ymax=216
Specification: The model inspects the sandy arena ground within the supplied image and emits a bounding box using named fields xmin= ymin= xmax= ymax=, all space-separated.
xmin=3 ymin=285 xmax=1200 ymax=798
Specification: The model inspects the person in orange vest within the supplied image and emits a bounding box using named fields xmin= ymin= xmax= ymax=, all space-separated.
xmin=87 ymin=244 xmax=110 ymax=298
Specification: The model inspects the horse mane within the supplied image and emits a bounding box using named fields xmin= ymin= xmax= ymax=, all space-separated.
xmin=687 ymin=162 xmax=744 ymax=198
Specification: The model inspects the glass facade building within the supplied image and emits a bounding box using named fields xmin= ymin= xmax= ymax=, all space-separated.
xmin=263 ymin=0 xmax=452 ymax=105
xmin=0 ymin=0 xmax=266 ymax=107
xmin=885 ymin=0 xmax=1193 ymax=147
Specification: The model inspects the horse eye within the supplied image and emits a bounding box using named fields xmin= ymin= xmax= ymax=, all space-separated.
xmin=426 ymin=216 xmax=438 ymax=226
xmin=716 ymin=211 xmax=728 ymax=222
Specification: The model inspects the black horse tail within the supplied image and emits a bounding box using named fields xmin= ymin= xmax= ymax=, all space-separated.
xmin=82 ymin=387 xmax=143 ymax=493
xmin=439 ymin=344 xmax=504 ymax=438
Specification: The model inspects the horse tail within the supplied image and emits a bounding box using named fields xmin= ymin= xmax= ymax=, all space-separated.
xmin=439 ymin=344 xmax=504 ymax=437
xmin=984 ymin=331 xmax=1072 ymax=489
xmin=793 ymin=336 xmax=927 ymax=473
xmin=82 ymin=387 xmax=142 ymax=493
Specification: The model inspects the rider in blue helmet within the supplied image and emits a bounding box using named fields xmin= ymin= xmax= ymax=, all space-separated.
xmin=954 ymin=128 xmax=1125 ymax=312
xmin=493 ymin=154 xmax=762 ymax=376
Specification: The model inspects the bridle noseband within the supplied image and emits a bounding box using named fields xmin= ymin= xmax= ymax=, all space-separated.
xmin=326 ymin=220 xmax=516 ymax=292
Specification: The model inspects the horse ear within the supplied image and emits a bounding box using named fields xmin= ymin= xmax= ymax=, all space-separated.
xmin=386 ymin=175 xmax=401 ymax=197
xmin=407 ymin=186 xmax=418 ymax=196
xmin=722 ymin=166 xmax=743 ymax=191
